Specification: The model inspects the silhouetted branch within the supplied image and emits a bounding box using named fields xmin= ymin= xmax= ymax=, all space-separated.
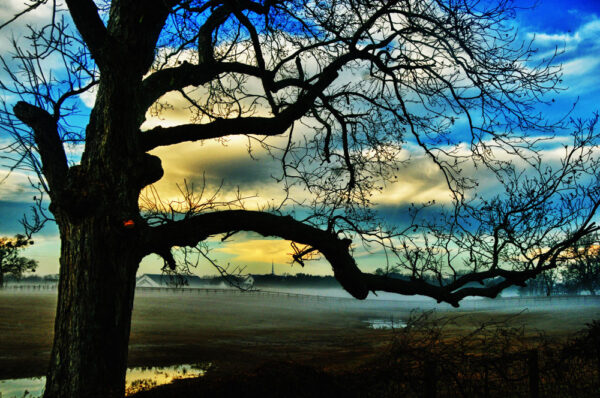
xmin=63 ymin=0 xmax=108 ymax=67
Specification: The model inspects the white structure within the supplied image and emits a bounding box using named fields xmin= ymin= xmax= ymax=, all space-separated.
xmin=135 ymin=274 xmax=205 ymax=288
xmin=136 ymin=274 xmax=162 ymax=287
xmin=242 ymin=275 xmax=254 ymax=289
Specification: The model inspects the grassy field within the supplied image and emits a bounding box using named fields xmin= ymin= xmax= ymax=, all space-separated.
xmin=1 ymin=289 xmax=599 ymax=395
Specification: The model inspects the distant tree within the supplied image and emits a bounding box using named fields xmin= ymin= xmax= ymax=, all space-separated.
xmin=539 ymin=269 xmax=559 ymax=296
xmin=561 ymin=233 xmax=600 ymax=295
xmin=0 ymin=234 xmax=38 ymax=287
xmin=2 ymin=1 xmax=600 ymax=397
xmin=43 ymin=274 xmax=60 ymax=282
xmin=517 ymin=276 xmax=542 ymax=296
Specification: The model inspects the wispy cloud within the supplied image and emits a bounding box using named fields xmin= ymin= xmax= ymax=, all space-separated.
xmin=527 ymin=17 xmax=600 ymax=46
xmin=526 ymin=15 xmax=600 ymax=99
xmin=0 ymin=169 xmax=37 ymax=202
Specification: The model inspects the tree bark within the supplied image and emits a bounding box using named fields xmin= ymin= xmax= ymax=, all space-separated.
xmin=43 ymin=217 xmax=141 ymax=397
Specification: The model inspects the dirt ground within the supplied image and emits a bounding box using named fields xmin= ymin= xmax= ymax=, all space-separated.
xmin=0 ymin=289 xmax=599 ymax=381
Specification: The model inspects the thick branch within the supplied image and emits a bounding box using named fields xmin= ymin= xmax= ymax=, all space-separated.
xmin=140 ymin=61 xmax=271 ymax=112
xmin=145 ymin=209 xmax=597 ymax=307
xmin=145 ymin=210 xmax=370 ymax=299
xmin=142 ymin=111 xmax=294 ymax=150
xmin=13 ymin=102 xmax=68 ymax=193
xmin=141 ymin=51 xmax=370 ymax=149
xmin=64 ymin=0 xmax=108 ymax=67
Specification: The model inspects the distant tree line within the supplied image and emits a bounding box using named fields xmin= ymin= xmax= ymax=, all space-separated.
xmin=203 ymin=257 xmax=600 ymax=294
xmin=518 ymin=233 xmax=600 ymax=296
xmin=203 ymin=272 xmax=340 ymax=288
xmin=372 ymin=268 xmax=599 ymax=297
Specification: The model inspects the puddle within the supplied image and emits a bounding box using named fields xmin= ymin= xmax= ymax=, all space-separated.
xmin=0 ymin=376 xmax=44 ymax=398
xmin=125 ymin=363 xmax=209 ymax=395
xmin=364 ymin=318 xmax=407 ymax=329
xmin=0 ymin=363 xmax=210 ymax=398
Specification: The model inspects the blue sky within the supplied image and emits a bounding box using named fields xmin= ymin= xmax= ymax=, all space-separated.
xmin=1 ymin=0 xmax=600 ymax=277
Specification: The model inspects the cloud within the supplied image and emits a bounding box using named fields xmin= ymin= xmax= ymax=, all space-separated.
xmin=561 ymin=56 xmax=600 ymax=76
xmin=18 ymin=233 xmax=60 ymax=275
xmin=213 ymin=238 xmax=295 ymax=264
xmin=525 ymin=15 xmax=600 ymax=99
xmin=372 ymin=156 xmax=453 ymax=205
xmin=0 ymin=169 xmax=38 ymax=202
xmin=0 ymin=1 xmax=56 ymax=34
xmin=0 ymin=1 xmax=63 ymax=56
xmin=148 ymin=138 xmax=287 ymax=208
xmin=527 ymin=17 xmax=600 ymax=46
xmin=78 ymin=84 xmax=98 ymax=108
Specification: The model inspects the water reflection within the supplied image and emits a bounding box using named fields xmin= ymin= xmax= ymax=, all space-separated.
xmin=365 ymin=318 xmax=407 ymax=329
xmin=0 ymin=376 xmax=44 ymax=398
xmin=0 ymin=363 xmax=210 ymax=398
xmin=125 ymin=363 xmax=209 ymax=395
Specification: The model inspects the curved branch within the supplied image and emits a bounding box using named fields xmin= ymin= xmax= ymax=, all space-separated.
xmin=145 ymin=210 xmax=370 ymax=299
xmin=145 ymin=209 xmax=600 ymax=307
xmin=141 ymin=50 xmax=383 ymax=149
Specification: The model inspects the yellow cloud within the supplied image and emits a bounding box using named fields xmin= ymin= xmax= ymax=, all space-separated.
xmin=213 ymin=238 xmax=299 ymax=264
xmin=372 ymin=156 xmax=454 ymax=205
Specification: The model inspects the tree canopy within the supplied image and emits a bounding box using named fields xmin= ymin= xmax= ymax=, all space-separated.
xmin=561 ymin=233 xmax=600 ymax=295
xmin=0 ymin=234 xmax=38 ymax=287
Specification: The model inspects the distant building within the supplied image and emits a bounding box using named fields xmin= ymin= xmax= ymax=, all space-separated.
xmin=135 ymin=273 xmax=205 ymax=288
xmin=242 ymin=275 xmax=254 ymax=289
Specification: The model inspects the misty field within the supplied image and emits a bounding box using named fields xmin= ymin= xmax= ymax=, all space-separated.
xmin=1 ymin=288 xmax=599 ymax=397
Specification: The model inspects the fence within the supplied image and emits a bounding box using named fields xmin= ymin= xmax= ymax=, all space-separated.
xmin=2 ymin=284 xmax=600 ymax=309
xmin=1 ymin=283 xmax=58 ymax=291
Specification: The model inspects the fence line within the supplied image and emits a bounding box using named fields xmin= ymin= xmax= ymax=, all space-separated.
xmin=2 ymin=284 xmax=600 ymax=308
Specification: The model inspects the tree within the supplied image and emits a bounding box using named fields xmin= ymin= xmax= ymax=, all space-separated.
xmin=561 ymin=233 xmax=600 ymax=295
xmin=1 ymin=0 xmax=600 ymax=396
xmin=539 ymin=268 xmax=559 ymax=296
xmin=0 ymin=234 xmax=38 ymax=287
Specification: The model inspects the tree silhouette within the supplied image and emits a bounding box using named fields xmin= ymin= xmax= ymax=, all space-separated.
xmin=0 ymin=234 xmax=38 ymax=287
xmin=1 ymin=0 xmax=600 ymax=396
xmin=562 ymin=233 xmax=600 ymax=295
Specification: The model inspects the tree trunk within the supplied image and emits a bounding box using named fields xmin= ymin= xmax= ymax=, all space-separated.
xmin=43 ymin=218 xmax=141 ymax=398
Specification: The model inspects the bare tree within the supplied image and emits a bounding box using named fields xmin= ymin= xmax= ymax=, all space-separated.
xmin=561 ymin=232 xmax=600 ymax=295
xmin=1 ymin=0 xmax=599 ymax=396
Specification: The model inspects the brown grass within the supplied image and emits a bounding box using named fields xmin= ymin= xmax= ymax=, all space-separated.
xmin=1 ymin=289 xmax=599 ymax=395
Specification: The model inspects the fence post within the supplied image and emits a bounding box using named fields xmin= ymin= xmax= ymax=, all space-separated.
xmin=424 ymin=359 xmax=437 ymax=398
xmin=528 ymin=349 xmax=539 ymax=398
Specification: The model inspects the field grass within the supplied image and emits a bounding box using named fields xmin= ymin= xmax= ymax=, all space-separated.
xmin=1 ymin=289 xmax=599 ymax=396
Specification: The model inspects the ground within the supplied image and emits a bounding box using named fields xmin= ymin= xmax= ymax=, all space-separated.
xmin=1 ymin=288 xmax=599 ymax=396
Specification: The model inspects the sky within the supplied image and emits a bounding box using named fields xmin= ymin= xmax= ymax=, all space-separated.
xmin=1 ymin=0 xmax=600 ymax=277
